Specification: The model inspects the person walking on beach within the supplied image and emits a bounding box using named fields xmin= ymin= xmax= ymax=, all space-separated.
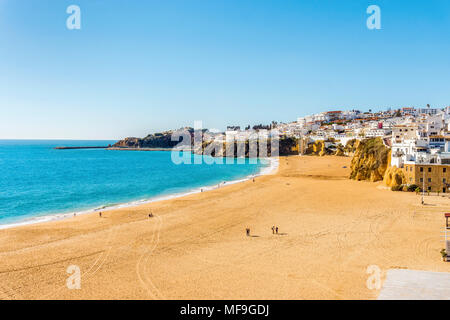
xmin=99 ymin=212 xmax=102 ymax=218
xmin=275 ymin=227 xmax=278 ymax=234
xmin=246 ymin=228 xmax=250 ymax=236
xmin=271 ymin=226 xmax=275 ymax=234
xmin=148 ymin=212 xmax=153 ymax=218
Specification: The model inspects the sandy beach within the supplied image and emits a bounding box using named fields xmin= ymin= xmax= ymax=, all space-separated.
xmin=0 ymin=155 xmax=449 ymax=300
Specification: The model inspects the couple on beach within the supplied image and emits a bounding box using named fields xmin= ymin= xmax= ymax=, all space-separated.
xmin=246 ymin=226 xmax=280 ymax=237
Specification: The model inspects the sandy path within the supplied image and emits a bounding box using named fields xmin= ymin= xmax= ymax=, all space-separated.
xmin=0 ymin=155 xmax=449 ymax=299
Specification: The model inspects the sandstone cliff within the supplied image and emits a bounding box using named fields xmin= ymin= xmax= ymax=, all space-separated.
xmin=383 ymin=165 xmax=406 ymax=188
xmin=113 ymin=131 xmax=299 ymax=157
xmin=348 ymin=138 xmax=409 ymax=190
xmin=349 ymin=138 xmax=390 ymax=182
xmin=305 ymin=139 xmax=348 ymax=157
xmin=305 ymin=140 xmax=329 ymax=156
xmin=195 ymin=137 xmax=299 ymax=157
xmin=344 ymin=139 xmax=359 ymax=154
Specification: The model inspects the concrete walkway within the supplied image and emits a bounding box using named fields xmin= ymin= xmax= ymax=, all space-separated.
xmin=378 ymin=269 xmax=450 ymax=300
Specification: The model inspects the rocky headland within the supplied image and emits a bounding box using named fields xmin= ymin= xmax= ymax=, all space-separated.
xmin=112 ymin=130 xmax=300 ymax=157
xmin=113 ymin=131 xmax=408 ymax=190
xmin=348 ymin=137 xmax=407 ymax=189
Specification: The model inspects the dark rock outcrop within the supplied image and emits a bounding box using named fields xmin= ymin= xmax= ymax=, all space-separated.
xmin=112 ymin=128 xmax=200 ymax=149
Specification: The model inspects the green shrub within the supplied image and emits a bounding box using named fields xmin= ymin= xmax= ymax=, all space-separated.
xmin=407 ymin=184 xmax=419 ymax=192
xmin=391 ymin=185 xmax=402 ymax=191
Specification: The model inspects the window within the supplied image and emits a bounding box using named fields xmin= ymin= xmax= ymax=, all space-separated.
xmin=443 ymin=178 xmax=446 ymax=183
xmin=428 ymin=167 xmax=432 ymax=173
xmin=428 ymin=186 xmax=432 ymax=191
xmin=444 ymin=168 xmax=447 ymax=173
xmin=428 ymin=178 xmax=432 ymax=183
xmin=420 ymin=167 xmax=423 ymax=172
xmin=420 ymin=178 xmax=423 ymax=183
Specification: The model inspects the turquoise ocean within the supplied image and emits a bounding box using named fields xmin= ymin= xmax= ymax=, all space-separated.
xmin=0 ymin=140 xmax=267 ymax=227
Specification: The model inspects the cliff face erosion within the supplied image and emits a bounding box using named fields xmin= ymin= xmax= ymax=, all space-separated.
xmin=304 ymin=139 xmax=352 ymax=157
xmin=349 ymin=138 xmax=390 ymax=182
xmin=348 ymin=137 xmax=406 ymax=188
xmin=194 ymin=137 xmax=299 ymax=157
xmin=305 ymin=140 xmax=330 ymax=156
xmin=113 ymin=131 xmax=300 ymax=157
xmin=383 ymin=166 xmax=406 ymax=188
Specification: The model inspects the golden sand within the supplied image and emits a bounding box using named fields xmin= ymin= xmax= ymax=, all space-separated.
xmin=0 ymin=156 xmax=449 ymax=299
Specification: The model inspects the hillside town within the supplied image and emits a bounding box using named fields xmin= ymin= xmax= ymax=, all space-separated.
xmin=212 ymin=105 xmax=450 ymax=193
xmin=295 ymin=105 xmax=450 ymax=193
xmin=112 ymin=104 xmax=450 ymax=193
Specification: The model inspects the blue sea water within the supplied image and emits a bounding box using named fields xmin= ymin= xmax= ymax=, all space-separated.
xmin=0 ymin=140 xmax=265 ymax=226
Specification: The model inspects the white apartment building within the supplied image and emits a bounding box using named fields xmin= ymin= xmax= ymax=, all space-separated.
xmin=418 ymin=107 xmax=440 ymax=116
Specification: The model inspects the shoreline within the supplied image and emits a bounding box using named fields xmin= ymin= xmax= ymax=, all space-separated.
xmin=1 ymin=155 xmax=449 ymax=299
xmin=0 ymin=157 xmax=279 ymax=230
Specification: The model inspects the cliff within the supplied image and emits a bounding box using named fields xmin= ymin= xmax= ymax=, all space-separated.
xmin=348 ymin=137 xmax=407 ymax=189
xmin=113 ymin=131 xmax=299 ymax=157
xmin=195 ymin=137 xmax=299 ymax=157
xmin=383 ymin=165 xmax=406 ymax=188
xmin=304 ymin=139 xmax=348 ymax=157
xmin=305 ymin=140 xmax=329 ymax=156
xmin=344 ymin=139 xmax=359 ymax=154
xmin=349 ymin=138 xmax=390 ymax=182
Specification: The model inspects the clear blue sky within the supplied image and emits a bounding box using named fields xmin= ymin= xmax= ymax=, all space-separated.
xmin=1 ymin=0 xmax=449 ymax=140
